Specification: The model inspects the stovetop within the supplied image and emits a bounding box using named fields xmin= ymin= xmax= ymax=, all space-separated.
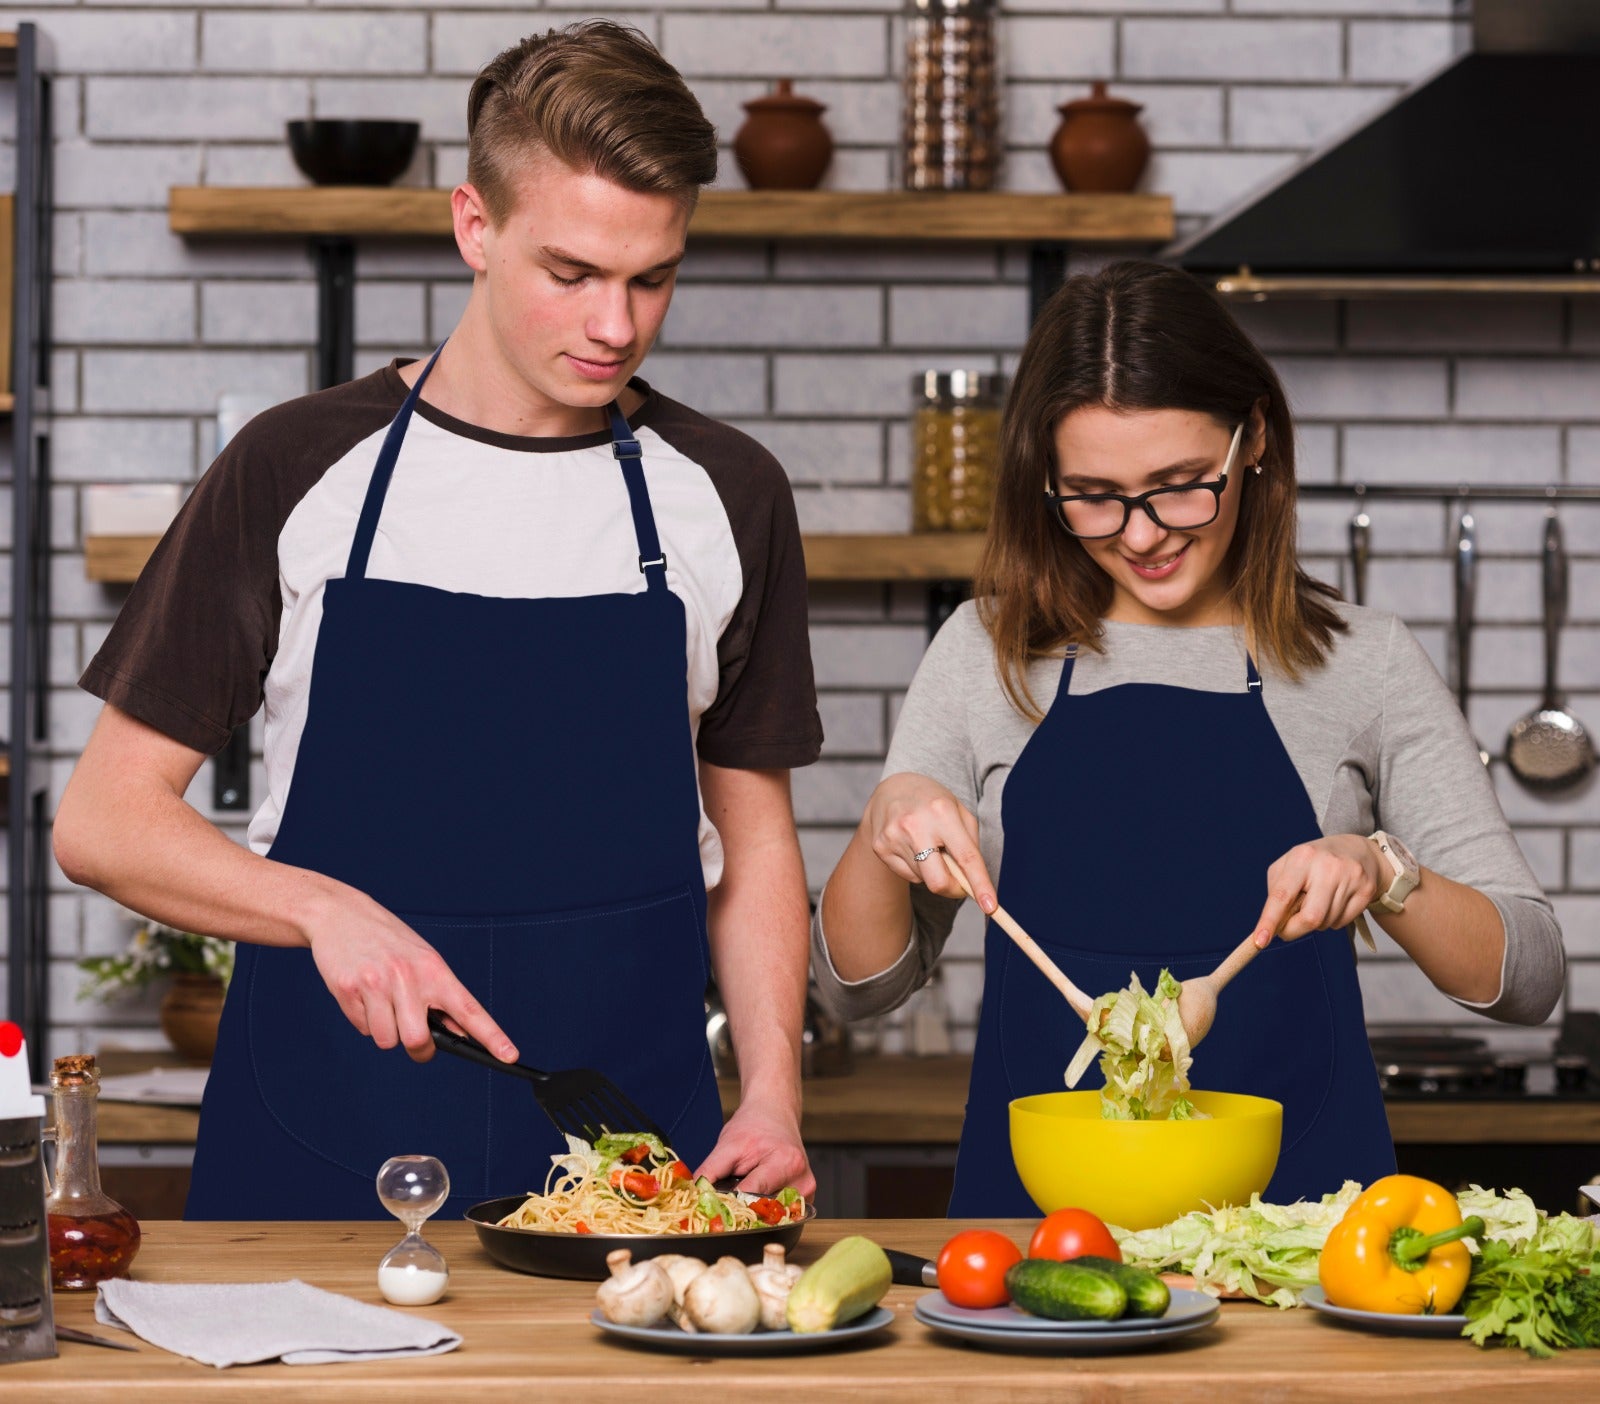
xmin=1372 ymin=1012 xmax=1600 ymax=1101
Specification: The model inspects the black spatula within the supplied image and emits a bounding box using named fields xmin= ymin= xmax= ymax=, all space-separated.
xmin=427 ymin=1010 xmax=667 ymax=1147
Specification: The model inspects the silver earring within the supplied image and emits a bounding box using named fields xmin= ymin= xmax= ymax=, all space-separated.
xmin=1252 ymin=461 xmax=1263 ymax=475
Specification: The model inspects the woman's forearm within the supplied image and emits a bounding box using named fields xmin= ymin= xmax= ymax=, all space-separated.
xmin=818 ymin=821 xmax=917 ymax=983
xmin=1373 ymin=867 xmax=1506 ymax=1005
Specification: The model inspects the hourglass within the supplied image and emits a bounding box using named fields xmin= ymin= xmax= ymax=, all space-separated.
xmin=376 ymin=1154 xmax=450 ymax=1306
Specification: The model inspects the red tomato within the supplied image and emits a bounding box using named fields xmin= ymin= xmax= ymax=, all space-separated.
xmin=1028 ymin=1208 xmax=1120 ymax=1263
xmin=748 ymin=1197 xmax=787 ymax=1226
xmin=666 ymin=1160 xmax=692 ymax=1182
xmin=936 ymin=1229 xmax=1023 ymax=1309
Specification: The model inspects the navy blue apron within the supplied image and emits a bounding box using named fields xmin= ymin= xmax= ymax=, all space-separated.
xmin=949 ymin=643 xmax=1395 ymax=1217
xmin=187 ymin=348 xmax=722 ymax=1218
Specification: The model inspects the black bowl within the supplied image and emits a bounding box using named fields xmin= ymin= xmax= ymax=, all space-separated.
xmin=286 ymin=119 xmax=420 ymax=186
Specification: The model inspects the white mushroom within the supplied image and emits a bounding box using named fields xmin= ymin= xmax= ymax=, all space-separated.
xmin=746 ymin=1243 xmax=804 ymax=1331
xmin=682 ymin=1255 xmax=762 ymax=1334
xmin=652 ymin=1254 xmax=709 ymax=1332
xmin=595 ymin=1248 xmax=675 ymax=1328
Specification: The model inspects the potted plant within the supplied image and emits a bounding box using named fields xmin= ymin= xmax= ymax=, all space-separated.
xmin=78 ymin=921 xmax=235 ymax=1062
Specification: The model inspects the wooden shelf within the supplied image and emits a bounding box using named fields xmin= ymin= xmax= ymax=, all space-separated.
xmin=0 ymin=393 xmax=13 ymax=415
xmin=169 ymin=187 xmax=1173 ymax=244
xmin=85 ymin=531 xmax=984 ymax=585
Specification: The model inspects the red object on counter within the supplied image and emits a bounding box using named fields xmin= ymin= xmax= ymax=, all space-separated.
xmin=45 ymin=1053 xmax=141 ymax=1290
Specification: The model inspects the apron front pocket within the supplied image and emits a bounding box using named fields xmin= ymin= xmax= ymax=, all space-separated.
xmin=247 ymin=916 xmax=497 ymax=1187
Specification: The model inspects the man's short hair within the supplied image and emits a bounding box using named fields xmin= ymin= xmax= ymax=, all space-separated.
xmin=467 ymin=21 xmax=718 ymax=227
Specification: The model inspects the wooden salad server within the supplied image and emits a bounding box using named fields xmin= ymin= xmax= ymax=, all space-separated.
xmin=1175 ymin=933 xmax=1268 ymax=1047
xmin=937 ymin=848 xmax=1096 ymax=1024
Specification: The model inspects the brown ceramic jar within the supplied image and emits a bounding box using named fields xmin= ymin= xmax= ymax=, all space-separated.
xmin=734 ymin=79 xmax=834 ymax=190
xmin=1049 ymin=82 xmax=1151 ymax=194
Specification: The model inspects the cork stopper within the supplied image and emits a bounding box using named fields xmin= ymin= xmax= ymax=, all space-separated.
xmin=52 ymin=1053 xmax=98 ymax=1086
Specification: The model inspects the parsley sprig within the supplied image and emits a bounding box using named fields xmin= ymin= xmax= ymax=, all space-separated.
xmin=1461 ymin=1236 xmax=1600 ymax=1357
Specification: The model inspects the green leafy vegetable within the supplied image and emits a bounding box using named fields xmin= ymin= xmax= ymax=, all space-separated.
xmin=1112 ymin=1181 xmax=1364 ymax=1307
xmin=1066 ymin=969 xmax=1198 ymax=1120
xmin=1461 ymin=1237 xmax=1600 ymax=1357
xmin=593 ymin=1132 xmax=672 ymax=1174
xmin=694 ymin=1175 xmax=735 ymax=1230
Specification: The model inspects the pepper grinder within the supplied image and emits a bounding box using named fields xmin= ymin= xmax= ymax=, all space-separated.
xmin=0 ymin=1021 xmax=56 ymax=1365
xmin=376 ymin=1155 xmax=450 ymax=1306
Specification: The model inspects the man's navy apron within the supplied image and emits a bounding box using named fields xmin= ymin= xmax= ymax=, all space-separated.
xmin=949 ymin=643 xmax=1395 ymax=1217
xmin=187 ymin=348 xmax=722 ymax=1218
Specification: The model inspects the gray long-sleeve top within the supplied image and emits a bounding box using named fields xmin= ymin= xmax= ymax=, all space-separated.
xmin=812 ymin=601 xmax=1565 ymax=1026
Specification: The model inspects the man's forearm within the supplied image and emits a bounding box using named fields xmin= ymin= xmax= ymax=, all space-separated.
xmin=706 ymin=830 xmax=810 ymax=1113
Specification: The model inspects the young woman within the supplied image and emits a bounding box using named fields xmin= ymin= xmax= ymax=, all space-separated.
xmin=814 ymin=261 xmax=1564 ymax=1216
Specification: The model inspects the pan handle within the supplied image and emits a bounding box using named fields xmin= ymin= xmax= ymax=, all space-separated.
xmin=1452 ymin=506 xmax=1476 ymax=717
xmin=1348 ymin=507 xmax=1371 ymax=607
xmin=1542 ymin=508 xmax=1566 ymax=707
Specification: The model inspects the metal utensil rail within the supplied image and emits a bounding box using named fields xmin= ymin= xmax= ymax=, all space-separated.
xmin=1301 ymin=484 xmax=1600 ymax=502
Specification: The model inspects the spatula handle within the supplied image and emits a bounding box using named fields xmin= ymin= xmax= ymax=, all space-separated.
xmin=939 ymin=849 xmax=1095 ymax=1022
xmin=428 ymin=1010 xmax=547 ymax=1083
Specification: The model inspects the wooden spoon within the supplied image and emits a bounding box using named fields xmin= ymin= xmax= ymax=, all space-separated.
xmin=1175 ymin=933 xmax=1267 ymax=1047
xmin=937 ymin=848 xmax=1095 ymax=1023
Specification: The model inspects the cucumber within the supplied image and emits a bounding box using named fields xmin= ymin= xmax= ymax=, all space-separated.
xmin=1069 ymin=1257 xmax=1171 ymax=1319
xmin=785 ymin=1236 xmax=892 ymax=1333
xmin=1004 ymin=1258 xmax=1127 ymax=1322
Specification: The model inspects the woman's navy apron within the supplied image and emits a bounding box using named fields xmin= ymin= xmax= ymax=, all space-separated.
xmin=949 ymin=643 xmax=1395 ymax=1216
xmin=187 ymin=348 xmax=722 ymax=1219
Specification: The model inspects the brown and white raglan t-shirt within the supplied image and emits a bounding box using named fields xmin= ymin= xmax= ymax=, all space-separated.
xmin=80 ymin=362 xmax=824 ymax=888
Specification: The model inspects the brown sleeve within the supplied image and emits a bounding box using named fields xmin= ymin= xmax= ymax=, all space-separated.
xmin=650 ymin=400 xmax=824 ymax=770
xmin=79 ymin=369 xmax=403 ymax=754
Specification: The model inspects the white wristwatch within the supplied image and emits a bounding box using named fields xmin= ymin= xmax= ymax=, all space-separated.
xmin=1367 ymin=831 xmax=1420 ymax=914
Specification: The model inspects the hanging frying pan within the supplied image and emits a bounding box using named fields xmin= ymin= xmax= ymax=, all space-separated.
xmin=1505 ymin=509 xmax=1597 ymax=790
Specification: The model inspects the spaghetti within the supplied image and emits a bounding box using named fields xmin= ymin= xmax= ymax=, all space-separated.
xmin=496 ymin=1132 xmax=807 ymax=1236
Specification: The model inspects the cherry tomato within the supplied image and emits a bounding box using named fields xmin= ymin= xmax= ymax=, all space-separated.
xmin=1028 ymin=1208 xmax=1120 ymax=1263
xmin=936 ymin=1229 xmax=1023 ymax=1309
xmin=749 ymin=1197 xmax=787 ymax=1226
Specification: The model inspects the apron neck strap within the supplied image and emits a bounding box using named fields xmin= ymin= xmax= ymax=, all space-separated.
xmin=347 ymin=343 xmax=445 ymax=580
xmin=607 ymin=403 xmax=668 ymax=593
xmin=1059 ymin=641 xmax=1266 ymax=694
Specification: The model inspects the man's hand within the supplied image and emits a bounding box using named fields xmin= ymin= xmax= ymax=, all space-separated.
xmin=305 ymin=891 xmax=517 ymax=1064
xmin=694 ymin=1100 xmax=815 ymax=1198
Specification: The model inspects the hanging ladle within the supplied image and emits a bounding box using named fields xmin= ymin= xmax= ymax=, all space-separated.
xmin=938 ymin=849 xmax=1095 ymax=1023
xmin=1348 ymin=492 xmax=1370 ymax=606
xmin=1453 ymin=501 xmax=1491 ymax=767
xmin=1505 ymin=508 xmax=1597 ymax=790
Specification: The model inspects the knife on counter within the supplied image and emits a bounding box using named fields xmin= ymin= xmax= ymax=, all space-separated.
xmin=883 ymin=1248 xmax=939 ymax=1289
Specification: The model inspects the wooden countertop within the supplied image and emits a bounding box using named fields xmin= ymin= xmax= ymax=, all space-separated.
xmin=90 ymin=1054 xmax=1600 ymax=1147
xmin=10 ymin=1218 xmax=1596 ymax=1399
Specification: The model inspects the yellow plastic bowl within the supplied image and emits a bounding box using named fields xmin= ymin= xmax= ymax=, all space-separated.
xmin=1009 ymin=1090 xmax=1283 ymax=1231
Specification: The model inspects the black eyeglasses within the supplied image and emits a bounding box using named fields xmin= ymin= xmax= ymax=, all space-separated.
xmin=1044 ymin=422 xmax=1245 ymax=540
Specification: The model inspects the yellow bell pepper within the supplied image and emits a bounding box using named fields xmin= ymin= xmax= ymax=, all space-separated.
xmin=1318 ymin=1174 xmax=1483 ymax=1315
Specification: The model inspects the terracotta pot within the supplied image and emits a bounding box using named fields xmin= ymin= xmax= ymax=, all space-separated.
xmin=734 ymin=79 xmax=833 ymax=191
xmin=159 ymin=973 xmax=226 ymax=1062
xmin=1049 ymin=82 xmax=1151 ymax=194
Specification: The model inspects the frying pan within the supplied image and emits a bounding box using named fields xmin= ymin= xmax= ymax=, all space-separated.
xmin=1505 ymin=510 xmax=1598 ymax=790
xmin=466 ymin=1195 xmax=814 ymax=1280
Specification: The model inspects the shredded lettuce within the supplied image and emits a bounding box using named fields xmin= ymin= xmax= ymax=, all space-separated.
xmin=592 ymin=1131 xmax=672 ymax=1174
xmin=1455 ymin=1184 xmax=1543 ymax=1251
xmin=1112 ymin=1180 xmax=1365 ymax=1308
xmin=1066 ymin=969 xmax=1198 ymax=1120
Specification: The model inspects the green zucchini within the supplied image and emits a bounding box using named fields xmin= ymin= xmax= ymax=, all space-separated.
xmin=1004 ymin=1258 xmax=1127 ymax=1322
xmin=1069 ymin=1257 xmax=1171 ymax=1319
xmin=786 ymin=1236 xmax=892 ymax=1333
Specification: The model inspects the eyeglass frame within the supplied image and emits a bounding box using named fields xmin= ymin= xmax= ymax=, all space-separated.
xmin=1043 ymin=421 xmax=1247 ymax=540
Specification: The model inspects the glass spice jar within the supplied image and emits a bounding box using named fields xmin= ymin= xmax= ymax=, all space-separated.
xmin=911 ymin=370 xmax=1005 ymax=533
xmin=44 ymin=1054 xmax=140 ymax=1290
xmin=902 ymin=0 xmax=1002 ymax=192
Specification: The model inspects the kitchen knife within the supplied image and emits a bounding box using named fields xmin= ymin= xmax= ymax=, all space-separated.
xmin=884 ymin=1247 xmax=939 ymax=1288
xmin=54 ymin=1325 xmax=140 ymax=1352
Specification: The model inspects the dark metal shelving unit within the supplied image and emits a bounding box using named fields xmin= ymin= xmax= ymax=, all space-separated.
xmin=5 ymin=23 xmax=54 ymax=1079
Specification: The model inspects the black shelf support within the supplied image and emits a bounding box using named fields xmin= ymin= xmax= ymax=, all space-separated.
xmin=314 ymin=237 xmax=356 ymax=390
xmin=6 ymin=23 xmax=54 ymax=1079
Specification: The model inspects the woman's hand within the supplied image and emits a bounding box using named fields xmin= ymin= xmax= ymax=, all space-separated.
xmin=862 ymin=772 xmax=997 ymax=912
xmin=1251 ymin=835 xmax=1385 ymax=944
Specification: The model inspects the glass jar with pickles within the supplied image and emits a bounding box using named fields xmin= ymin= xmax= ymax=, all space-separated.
xmin=911 ymin=370 xmax=1005 ymax=533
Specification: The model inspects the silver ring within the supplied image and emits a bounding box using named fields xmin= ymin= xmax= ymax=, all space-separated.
xmin=913 ymin=847 xmax=937 ymax=863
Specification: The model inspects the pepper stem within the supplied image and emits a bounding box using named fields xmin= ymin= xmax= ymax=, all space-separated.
xmin=1390 ymin=1215 xmax=1485 ymax=1270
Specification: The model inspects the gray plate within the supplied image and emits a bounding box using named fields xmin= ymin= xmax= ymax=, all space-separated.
xmin=1300 ymin=1285 xmax=1467 ymax=1337
xmin=913 ymin=1289 xmax=1220 ymax=1354
xmin=590 ymin=1306 xmax=894 ymax=1354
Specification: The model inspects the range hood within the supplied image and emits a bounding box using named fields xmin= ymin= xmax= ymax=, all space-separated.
xmin=1173 ymin=0 xmax=1600 ymax=297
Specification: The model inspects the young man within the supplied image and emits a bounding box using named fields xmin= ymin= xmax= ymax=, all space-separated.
xmin=54 ymin=22 xmax=822 ymax=1218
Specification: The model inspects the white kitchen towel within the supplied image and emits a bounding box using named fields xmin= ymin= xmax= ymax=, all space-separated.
xmin=95 ymin=1279 xmax=462 ymax=1367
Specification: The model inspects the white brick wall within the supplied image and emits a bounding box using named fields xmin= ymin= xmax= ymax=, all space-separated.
xmin=11 ymin=1 xmax=1600 ymax=1064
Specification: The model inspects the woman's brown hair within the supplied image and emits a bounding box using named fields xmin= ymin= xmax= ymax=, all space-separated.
xmin=467 ymin=21 xmax=718 ymax=228
xmin=976 ymin=259 xmax=1346 ymax=721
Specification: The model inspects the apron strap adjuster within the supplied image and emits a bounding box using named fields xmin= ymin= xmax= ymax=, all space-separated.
xmin=613 ymin=436 xmax=643 ymax=460
xmin=639 ymin=554 xmax=668 ymax=573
